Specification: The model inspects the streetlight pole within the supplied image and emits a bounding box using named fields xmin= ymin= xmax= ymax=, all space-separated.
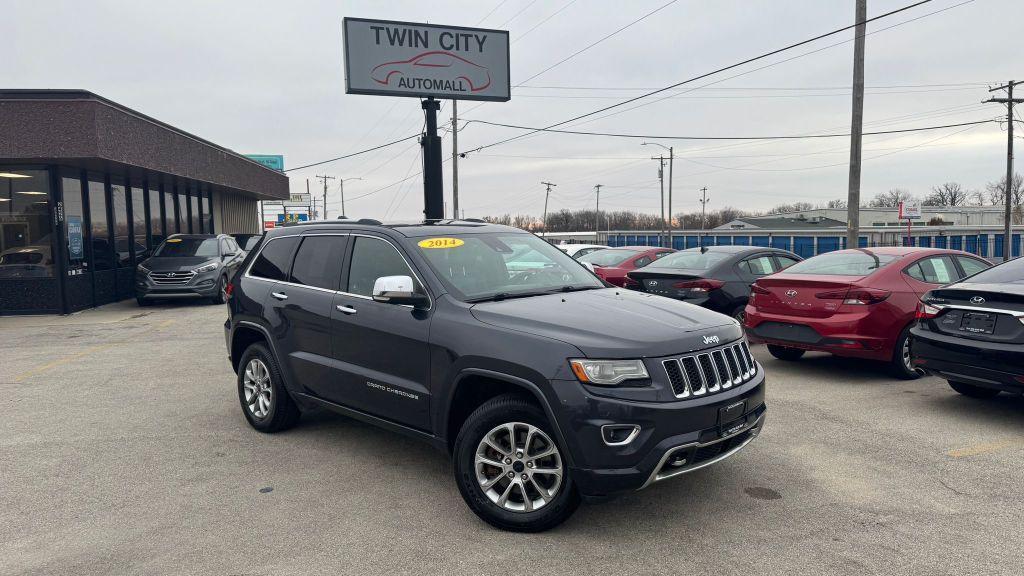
xmin=338 ymin=177 xmax=362 ymax=219
xmin=540 ymin=181 xmax=556 ymax=237
xmin=594 ymin=184 xmax=603 ymax=241
xmin=643 ymin=142 xmax=673 ymax=247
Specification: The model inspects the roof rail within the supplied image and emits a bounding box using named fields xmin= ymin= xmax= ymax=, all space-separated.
xmin=355 ymin=218 xmax=383 ymax=225
xmin=463 ymin=218 xmax=486 ymax=223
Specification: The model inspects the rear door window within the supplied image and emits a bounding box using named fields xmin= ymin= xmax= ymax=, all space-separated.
xmin=741 ymin=255 xmax=776 ymax=277
xmin=774 ymin=255 xmax=800 ymax=271
xmin=906 ymin=256 xmax=957 ymax=284
xmin=289 ymin=235 xmax=348 ymax=290
xmin=633 ymin=255 xmax=652 ymax=268
xmin=249 ymin=236 xmax=299 ymax=281
xmin=955 ymin=256 xmax=990 ymax=279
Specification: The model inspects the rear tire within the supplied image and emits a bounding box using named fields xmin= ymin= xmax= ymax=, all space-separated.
xmin=237 ymin=343 xmax=301 ymax=432
xmin=890 ymin=326 xmax=923 ymax=380
xmin=767 ymin=344 xmax=805 ymax=361
xmin=453 ymin=394 xmax=580 ymax=532
xmin=948 ymin=380 xmax=1000 ymax=399
xmin=136 ymin=296 xmax=151 ymax=307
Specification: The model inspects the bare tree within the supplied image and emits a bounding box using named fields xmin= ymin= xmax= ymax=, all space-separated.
xmin=984 ymin=173 xmax=1024 ymax=207
xmin=826 ymin=198 xmax=847 ymax=209
xmin=923 ymin=182 xmax=970 ymax=206
xmin=868 ymin=188 xmax=917 ymax=208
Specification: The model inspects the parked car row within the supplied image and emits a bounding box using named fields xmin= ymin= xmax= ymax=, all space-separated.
xmin=575 ymin=241 xmax=1019 ymax=398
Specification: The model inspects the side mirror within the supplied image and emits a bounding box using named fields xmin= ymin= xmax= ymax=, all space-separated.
xmin=372 ymin=275 xmax=430 ymax=308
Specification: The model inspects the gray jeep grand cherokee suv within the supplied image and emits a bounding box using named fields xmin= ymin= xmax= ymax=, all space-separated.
xmin=224 ymin=220 xmax=766 ymax=531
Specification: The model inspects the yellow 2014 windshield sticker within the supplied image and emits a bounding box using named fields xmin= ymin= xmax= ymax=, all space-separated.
xmin=418 ymin=237 xmax=464 ymax=249
xmin=166 ymin=238 xmax=182 ymax=243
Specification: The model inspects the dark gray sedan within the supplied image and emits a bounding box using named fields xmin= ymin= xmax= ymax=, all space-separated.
xmin=627 ymin=245 xmax=802 ymax=322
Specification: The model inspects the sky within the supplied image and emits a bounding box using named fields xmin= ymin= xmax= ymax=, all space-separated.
xmin=4 ymin=0 xmax=1022 ymax=221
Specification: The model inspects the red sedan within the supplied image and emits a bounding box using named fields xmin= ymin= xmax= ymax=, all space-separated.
xmin=744 ymin=247 xmax=991 ymax=378
xmin=578 ymin=246 xmax=675 ymax=287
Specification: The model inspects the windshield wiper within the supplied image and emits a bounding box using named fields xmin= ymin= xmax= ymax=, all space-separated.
xmin=465 ymin=291 xmax=551 ymax=303
xmin=552 ymin=285 xmax=601 ymax=293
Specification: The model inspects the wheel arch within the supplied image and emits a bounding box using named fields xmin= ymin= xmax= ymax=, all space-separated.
xmin=442 ymin=368 xmax=574 ymax=467
xmin=230 ymin=321 xmax=275 ymax=373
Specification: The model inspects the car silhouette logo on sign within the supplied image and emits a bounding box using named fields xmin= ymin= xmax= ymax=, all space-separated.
xmin=786 ymin=290 xmax=798 ymax=297
xmin=970 ymin=296 xmax=985 ymax=304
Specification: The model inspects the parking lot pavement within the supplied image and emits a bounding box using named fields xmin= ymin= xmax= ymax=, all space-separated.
xmin=2 ymin=302 xmax=1023 ymax=576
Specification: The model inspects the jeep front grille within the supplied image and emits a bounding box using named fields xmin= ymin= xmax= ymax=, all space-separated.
xmin=662 ymin=341 xmax=757 ymax=399
xmin=149 ymin=271 xmax=195 ymax=286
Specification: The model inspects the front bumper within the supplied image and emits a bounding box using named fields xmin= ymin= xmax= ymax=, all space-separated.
xmin=553 ymin=370 xmax=767 ymax=498
xmin=911 ymin=326 xmax=1024 ymax=392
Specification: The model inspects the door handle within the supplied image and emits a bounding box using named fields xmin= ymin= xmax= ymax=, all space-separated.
xmin=271 ymin=291 xmax=288 ymax=301
xmin=336 ymin=304 xmax=358 ymax=315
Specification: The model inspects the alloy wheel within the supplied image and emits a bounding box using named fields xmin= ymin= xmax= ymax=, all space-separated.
xmin=243 ymin=358 xmax=273 ymax=418
xmin=902 ymin=336 xmax=924 ymax=376
xmin=475 ymin=422 xmax=563 ymax=513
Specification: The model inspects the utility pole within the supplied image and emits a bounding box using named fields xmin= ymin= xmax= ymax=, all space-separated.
xmin=541 ymin=181 xmax=556 ymax=237
xmin=315 ymin=174 xmax=335 ymax=220
xmin=985 ymin=80 xmax=1023 ymax=262
xmin=594 ymin=184 xmax=603 ymax=239
xmin=667 ymin=146 xmax=674 ymax=249
xmin=644 ymin=143 xmax=674 ymax=248
xmin=451 ymin=100 xmax=459 ymax=219
xmin=699 ymin=186 xmax=710 ymax=247
xmin=338 ymin=177 xmax=362 ymax=219
xmin=846 ymin=0 xmax=866 ymax=251
xmin=654 ymin=155 xmax=666 ymax=247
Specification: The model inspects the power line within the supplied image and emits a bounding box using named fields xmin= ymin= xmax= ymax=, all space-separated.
xmin=285 ymin=133 xmax=420 ymax=172
xmin=463 ymin=118 xmax=994 ymax=141
xmin=512 ymin=0 xmax=578 ymax=44
xmin=515 ymin=82 xmax=996 ymax=91
xmin=496 ymin=0 xmax=538 ymax=28
xmin=458 ymin=0 xmax=946 ymax=154
xmin=475 ymin=0 xmax=509 ymax=25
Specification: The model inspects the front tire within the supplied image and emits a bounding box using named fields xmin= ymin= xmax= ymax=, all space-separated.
xmin=453 ymin=395 xmax=579 ymax=532
xmin=237 ymin=343 xmax=300 ymax=432
xmin=767 ymin=344 xmax=805 ymax=361
xmin=210 ymin=275 xmax=227 ymax=304
xmin=948 ymin=380 xmax=1001 ymax=399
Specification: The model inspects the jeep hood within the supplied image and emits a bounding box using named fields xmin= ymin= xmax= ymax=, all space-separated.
xmin=469 ymin=288 xmax=740 ymax=358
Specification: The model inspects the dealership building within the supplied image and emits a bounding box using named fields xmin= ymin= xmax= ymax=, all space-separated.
xmin=0 ymin=90 xmax=288 ymax=315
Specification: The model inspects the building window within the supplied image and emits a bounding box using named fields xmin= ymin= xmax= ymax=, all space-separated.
xmin=204 ymin=192 xmax=213 ymax=233
xmin=164 ymin=189 xmax=176 ymax=234
xmin=111 ymin=179 xmax=131 ymax=269
xmin=0 ymin=169 xmax=54 ymax=278
xmin=148 ymin=183 xmax=164 ymax=246
xmin=88 ymin=178 xmax=113 ymax=271
xmin=131 ymin=184 xmax=148 ymax=258
xmin=62 ymin=174 xmax=86 ymax=270
xmin=175 ymin=186 xmax=187 ymax=234
xmin=190 ymin=188 xmax=200 ymax=234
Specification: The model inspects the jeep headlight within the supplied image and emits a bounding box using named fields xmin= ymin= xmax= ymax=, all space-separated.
xmin=569 ymin=359 xmax=649 ymax=386
xmin=193 ymin=261 xmax=218 ymax=273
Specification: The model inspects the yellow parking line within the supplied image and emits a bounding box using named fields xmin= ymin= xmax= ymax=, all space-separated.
xmin=13 ymin=344 xmax=113 ymax=383
xmin=948 ymin=440 xmax=1024 ymax=458
xmin=157 ymin=319 xmax=176 ymax=329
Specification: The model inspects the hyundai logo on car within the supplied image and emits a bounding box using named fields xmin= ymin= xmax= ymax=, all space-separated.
xmin=786 ymin=290 xmax=798 ymax=297
xmin=970 ymin=296 xmax=986 ymax=304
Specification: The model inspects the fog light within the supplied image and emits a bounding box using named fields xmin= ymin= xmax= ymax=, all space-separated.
xmin=600 ymin=424 xmax=640 ymax=446
xmin=197 ymin=279 xmax=214 ymax=286
xmin=668 ymin=455 xmax=688 ymax=467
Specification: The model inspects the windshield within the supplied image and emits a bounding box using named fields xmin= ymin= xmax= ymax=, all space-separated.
xmin=415 ymin=232 xmax=604 ymax=301
xmin=652 ymin=250 xmax=730 ymax=270
xmin=783 ymin=251 xmax=899 ymax=276
xmin=578 ymin=249 xmax=641 ymax=267
xmin=153 ymin=238 xmax=219 ymax=258
xmin=960 ymin=257 xmax=1024 ymax=284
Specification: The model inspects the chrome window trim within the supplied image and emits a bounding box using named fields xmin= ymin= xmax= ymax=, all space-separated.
xmin=242 ymin=232 xmax=433 ymax=310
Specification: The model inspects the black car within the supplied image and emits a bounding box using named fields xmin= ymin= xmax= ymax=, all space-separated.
xmin=627 ymin=245 xmax=802 ymax=322
xmin=911 ymin=256 xmax=1024 ymax=398
xmin=136 ymin=234 xmax=245 ymax=305
xmin=233 ymin=233 xmax=263 ymax=253
xmin=224 ymin=220 xmax=766 ymax=532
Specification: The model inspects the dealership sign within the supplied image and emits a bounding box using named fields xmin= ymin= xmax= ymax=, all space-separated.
xmin=898 ymin=201 xmax=921 ymax=220
xmin=343 ymin=18 xmax=510 ymax=102
xmin=246 ymin=154 xmax=284 ymax=171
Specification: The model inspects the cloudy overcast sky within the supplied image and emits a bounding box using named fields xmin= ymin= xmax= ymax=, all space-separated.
xmin=6 ymin=0 xmax=1021 ymax=220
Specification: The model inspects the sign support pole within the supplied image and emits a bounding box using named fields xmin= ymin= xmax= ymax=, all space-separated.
xmin=421 ymin=97 xmax=444 ymax=220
